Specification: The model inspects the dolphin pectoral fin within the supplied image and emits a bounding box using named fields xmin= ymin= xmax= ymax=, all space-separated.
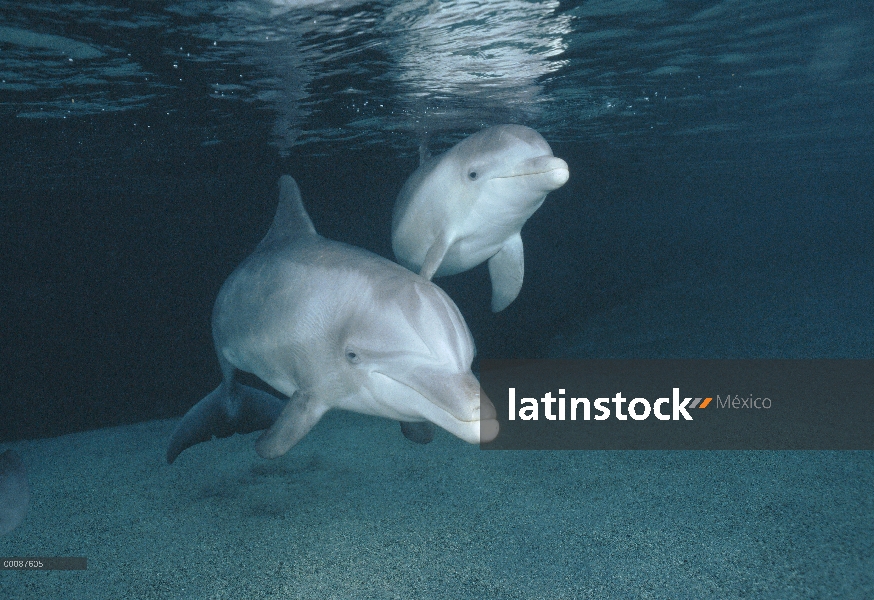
xmin=255 ymin=390 xmax=328 ymax=459
xmin=419 ymin=235 xmax=451 ymax=280
xmin=166 ymin=383 xmax=285 ymax=464
xmin=399 ymin=421 xmax=435 ymax=444
xmin=487 ymin=233 xmax=524 ymax=312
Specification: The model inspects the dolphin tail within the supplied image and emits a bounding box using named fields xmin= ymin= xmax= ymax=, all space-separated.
xmin=166 ymin=382 xmax=285 ymax=464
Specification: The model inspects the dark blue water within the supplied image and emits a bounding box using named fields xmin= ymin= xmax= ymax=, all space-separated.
xmin=2 ymin=0 xmax=873 ymax=439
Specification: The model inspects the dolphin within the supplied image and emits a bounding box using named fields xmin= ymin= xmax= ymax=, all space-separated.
xmin=167 ymin=176 xmax=498 ymax=464
xmin=392 ymin=124 xmax=569 ymax=312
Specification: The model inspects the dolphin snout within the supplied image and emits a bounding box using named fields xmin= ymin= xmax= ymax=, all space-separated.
xmin=390 ymin=369 xmax=499 ymax=443
xmin=506 ymin=156 xmax=569 ymax=190
xmin=546 ymin=157 xmax=570 ymax=187
xmin=452 ymin=371 xmax=491 ymax=421
xmin=439 ymin=373 xmax=499 ymax=443
xmin=476 ymin=387 xmax=497 ymax=421
xmin=477 ymin=387 xmax=500 ymax=443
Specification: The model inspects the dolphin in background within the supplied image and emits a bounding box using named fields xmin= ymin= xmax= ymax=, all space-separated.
xmin=392 ymin=125 xmax=569 ymax=312
xmin=167 ymin=176 xmax=498 ymax=464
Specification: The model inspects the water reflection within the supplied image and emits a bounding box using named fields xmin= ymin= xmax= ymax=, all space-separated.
xmin=2 ymin=0 xmax=870 ymax=157
xmin=0 ymin=0 xmax=578 ymax=148
xmin=0 ymin=2 xmax=159 ymax=118
xmin=381 ymin=0 xmax=570 ymax=137
xmin=170 ymin=0 xmax=324 ymax=151
xmin=180 ymin=0 xmax=571 ymax=152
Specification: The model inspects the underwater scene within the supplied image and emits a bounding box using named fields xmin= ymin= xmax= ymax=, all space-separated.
xmin=1 ymin=0 xmax=873 ymax=597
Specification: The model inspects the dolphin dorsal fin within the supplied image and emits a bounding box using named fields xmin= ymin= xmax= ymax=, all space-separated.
xmin=262 ymin=175 xmax=317 ymax=245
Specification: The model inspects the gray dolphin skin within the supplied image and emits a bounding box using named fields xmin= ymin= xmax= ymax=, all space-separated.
xmin=167 ymin=176 xmax=498 ymax=464
xmin=392 ymin=124 xmax=569 ymax=312
xmin=0 ymin=449 xmax=29 ymax=536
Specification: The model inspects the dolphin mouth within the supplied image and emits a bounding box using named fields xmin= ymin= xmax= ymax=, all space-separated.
xmin=374 ymin=370 xmax=499 ymax=443
xmin=376 ymin=369 xmax=484 ymax=421
xmin=496 ymin=156 xmax=570 ymax=186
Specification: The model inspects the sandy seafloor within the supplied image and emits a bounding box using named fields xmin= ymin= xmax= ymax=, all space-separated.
xmin=2 ymin=246 xmax=873 ymax=600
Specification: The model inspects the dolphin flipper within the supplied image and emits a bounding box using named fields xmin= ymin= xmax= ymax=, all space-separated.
xmin=400 ymin=421 xmax=435 ymax=444
xmin=419 ymin=234 xmax=451 ymax=280
xmin=487 ymin=233 xmax=525 ymax=312
xmin=255 ymin=391 xmax=329 ymax=459
xmin=167 ymin=382 xmax=285 ymax=464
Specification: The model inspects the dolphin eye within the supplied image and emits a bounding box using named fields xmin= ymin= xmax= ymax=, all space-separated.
xmin=468 ymin=171 xmax=478 ymax=180
xmin=345 ymin=349 xmax=360 ymax=364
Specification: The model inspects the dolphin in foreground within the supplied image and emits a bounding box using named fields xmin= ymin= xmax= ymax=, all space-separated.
xmin=392 ymin=124 xmax=569 ymax=312
xmin=167 ymin=176 xmax=498 ymax=464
